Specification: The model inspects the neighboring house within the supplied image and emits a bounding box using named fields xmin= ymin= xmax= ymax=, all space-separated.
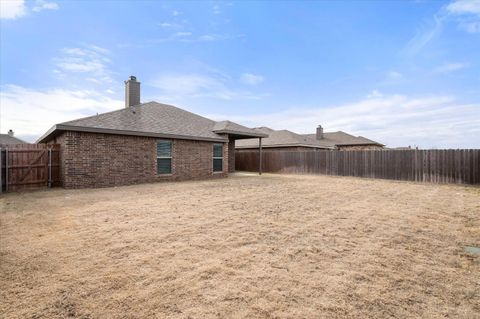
xmin=37 ymin=76 xmax=266 ymax=189
xmin=236 ymin=125 xmax=384 ymax=151
xmin=0 ymin=130 xmax=28 ymax=146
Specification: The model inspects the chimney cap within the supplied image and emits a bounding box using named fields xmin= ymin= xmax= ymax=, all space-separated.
xmin=128 ymin=75 xmax=137 ymax=81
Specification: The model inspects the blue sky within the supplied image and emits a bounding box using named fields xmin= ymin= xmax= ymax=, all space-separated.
xmin=1 ymin=0 xmax=479 ymax=148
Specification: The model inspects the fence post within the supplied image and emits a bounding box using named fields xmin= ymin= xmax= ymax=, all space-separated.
xmin=48 ymin=148 xmax=52 ymax=188
xmin=259 ymin=137 xmax=262 ymax=175
xmin=5 ymin=149 xmax=8 ymax=193
xmin=0 ymin=148 xmax=2 ymax=194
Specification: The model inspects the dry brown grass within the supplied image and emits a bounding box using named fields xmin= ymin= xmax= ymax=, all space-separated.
xmin=1 ymin=173 xmax=479 ymax=318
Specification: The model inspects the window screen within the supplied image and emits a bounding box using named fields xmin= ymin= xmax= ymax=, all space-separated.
xmin=213 ymin=143 xmax=223 ymax=172
xmin=157 ymin=140 xmax=172 ymax=174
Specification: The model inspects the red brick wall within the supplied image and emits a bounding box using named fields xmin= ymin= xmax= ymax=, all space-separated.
xmin=51 ymin=131 xmax=229 ymax=189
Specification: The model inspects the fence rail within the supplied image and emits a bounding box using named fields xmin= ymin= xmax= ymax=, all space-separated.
xmin=236 ymin=149 xmax=480 ymax=185
xmin=0 ymin=144 xmax=61 ymax=193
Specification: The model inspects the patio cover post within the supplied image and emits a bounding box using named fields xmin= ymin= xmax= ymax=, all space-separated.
xmin=259 ymin=137 xmax=262 ymax=175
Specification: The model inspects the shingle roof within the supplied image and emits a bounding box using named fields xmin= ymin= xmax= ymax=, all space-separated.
xmin=0 ymin=134 xmax=28 ymax=145
xmin=302 ymin=132 xmax=383 ymax=146
xmin=235 ymin=127 xmax=383 ymax=149
xmin=212 ymin=120 xmax=267 ymax=138
xmin=37 ymin=101 xmax=264 ymax=143
xmin=236 ymin=127 xmax=335 ymax=149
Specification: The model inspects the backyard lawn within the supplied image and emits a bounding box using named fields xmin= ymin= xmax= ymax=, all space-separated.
xmin=1 ymin=173 xmax=479 ymax=318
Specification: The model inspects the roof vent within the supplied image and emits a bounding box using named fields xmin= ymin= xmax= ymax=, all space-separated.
xmin=8 ymin=129 xmax=14 ymax=137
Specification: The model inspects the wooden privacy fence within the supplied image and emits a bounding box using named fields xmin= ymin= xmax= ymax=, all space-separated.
xmin=0 ymin=144 xmax=61 ymax=193
xmin=236 ymin=149 xmax=480 ymax=185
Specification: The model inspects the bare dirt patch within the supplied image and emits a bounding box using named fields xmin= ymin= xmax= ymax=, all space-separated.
xmin=1 ymin=174 xmax=479 ymax=318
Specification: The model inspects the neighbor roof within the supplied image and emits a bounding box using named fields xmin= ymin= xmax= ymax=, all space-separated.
xmin=0 ymin=134 xmax=28 ymax=145
xmin=235 ymin=127 xmax=383 ymax=149
xmin=302 ymin=132 xmax=383 ymax=146
xmin=37 ymin=101 xmax=266 ymax=143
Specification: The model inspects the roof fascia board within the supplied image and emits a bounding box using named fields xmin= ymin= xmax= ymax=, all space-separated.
xmin=38 ymin=124 xmax=228 ymax=143
xmin=213 ymin=129 xmax=268 ymax=138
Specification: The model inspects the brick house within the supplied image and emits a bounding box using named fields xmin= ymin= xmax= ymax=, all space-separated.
xmin=37 ymin=76 xmax=266 ymax=189
xmin=236 ymin=126 xmax=384 ymax=152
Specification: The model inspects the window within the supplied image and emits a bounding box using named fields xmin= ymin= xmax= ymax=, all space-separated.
xmin=213 ymin=143 xmax=223 ymax=172
xmin=157 ymin=140 xmax=172 ymax=174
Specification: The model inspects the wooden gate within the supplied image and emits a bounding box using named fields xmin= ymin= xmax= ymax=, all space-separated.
xmin=0 ymin=144 xmax=60 ymax=193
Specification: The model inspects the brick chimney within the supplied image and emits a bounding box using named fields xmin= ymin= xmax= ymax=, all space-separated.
xmin=316 ymin=125 xmax=324 ymax=140
xmin=125 ymin=75 xmax=140 ymax=107
xmin=8 ymin=129 xmax=14 ymax=137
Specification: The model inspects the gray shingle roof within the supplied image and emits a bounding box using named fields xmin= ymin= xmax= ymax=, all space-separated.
xmin=302 ymin=132 xmax=383 ymax=146
xmin=212 ymin=121 xmax=267 ymax=138
xmin=0 ymin=134 xmax=28 ymax=145
xmin=235 ymin=127 xmax=383 ymax=149
xmin=37 ymin=101 xmax=264 ymax=143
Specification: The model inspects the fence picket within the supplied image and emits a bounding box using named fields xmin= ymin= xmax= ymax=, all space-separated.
xmin=236 ymin=149 xmax=480 ymax=185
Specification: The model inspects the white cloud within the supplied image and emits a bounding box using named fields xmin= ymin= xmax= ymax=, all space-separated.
xmin=367 ymin=90 xmax=383 ymax=98
xmin=212 ymin=94 xmax=480 ymax=149
xmin=159 ymin=22 xmax=182 ymax=28
xmin=197 ymin=34 xmax=218 ymax=41
xmin=240 ymin=73 xmax=265 ymax=85
xmin=213 ymin=5 xmax=221 ymax=15
xmin=460 ymin=20 xmax=480 ymax=33
xmin=174 ymin=31 xmax=192 ymax=37
xmin=33 ymin=0 xmax=59 ymax=12
xmin=151 ymin=74 xmax=218 ymax=95
xmin=404 ymin=0 xmax=480 ymax=52
xmin=150 ymin=73 xmax=263 ymax=101
xmin=446 ymin=0 xmax=480 ymax=15
xmin=172 ymin=10 xmax=181 ymax=16
xmin=387 ymin=71 xmax=403 ymax=80
xmin=53 ymin=44 xmax=114 ymax=84
xmin=149 ymin=33 xmax=239 ymax=44
xmin=403 ymin=15 xmax=444 ymax=55
xmin=446 ymin=0 xmax=480 ymax=33
xmin=0 ymin=85 xmax=123 ymax=142
xmin=0 ymin=0 xmax=26 ymax=19
xmin=434 ymin=62 xmax=469 ymax=73
xmin=0 ymin=0 xmax=58 ymax=19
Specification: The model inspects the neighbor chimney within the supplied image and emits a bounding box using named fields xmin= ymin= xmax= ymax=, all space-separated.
xmin=125 ymin=75 xmax=140 ymax=107
xmin=316 ymin=125 xmax=324 ymax=140
xmin=8 ymin=129 xmax=14 ymax=137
